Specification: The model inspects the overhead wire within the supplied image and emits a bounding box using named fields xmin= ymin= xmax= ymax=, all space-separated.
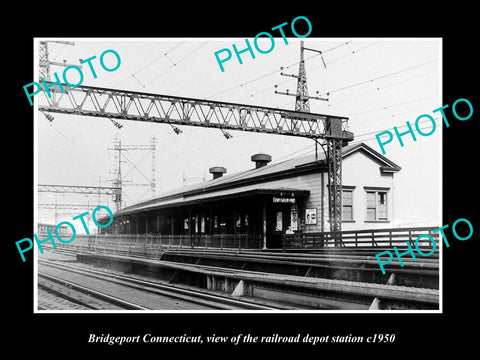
xmin=135 ymin=41 xmax=185 ymax=74
xmin=273 ymin=115 xmax=443 ymax=164
xmin=317 ymin=59 xmax=438 ymax=98
xmin=47 ymin=122 xmax=74 ymax=143
xmin=324 ymin=41 xmax=379 ymax=67
xmin=275 ymin=59 xmax=438 ymax=111
xmin=244 ymin=42 xmax=380 ymax=101
xmin=112 ymin=41 xmax=186 ymax=88
xmin=328 ymin=69 xmax=438 ymax=107
xmin=144 ymin=41 xmax=208 ymax=87
xmin=274 ymin=59 xmax=437 ymax=112
xmin=352 ymin=116 xmax=441 ymax=141
xmin=226 ymin=41 xmax=384 ymax=108
xmin=205 ymin=41 xmax=353 ymax=100
xmin=346 ymin=94 xmax=438 ymax=117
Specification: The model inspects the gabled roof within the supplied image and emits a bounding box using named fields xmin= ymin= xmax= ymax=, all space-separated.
xmin=342 ymin=142 xmax=402 ymax=171
xmin=116 ymin=142 xmax=400 ymax=215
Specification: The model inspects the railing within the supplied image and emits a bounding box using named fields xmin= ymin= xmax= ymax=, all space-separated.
xmin=61 ymin=233 xmax=262 ymax=258
xmin=282 ymin=227 xmax=440 ymax=249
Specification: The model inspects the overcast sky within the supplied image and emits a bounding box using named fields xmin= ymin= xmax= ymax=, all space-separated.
xmin=35 ymin=37 xmax=441 ymax=228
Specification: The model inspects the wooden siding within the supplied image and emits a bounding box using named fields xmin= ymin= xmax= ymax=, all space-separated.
xmin=341 ymin=151 xmax=395 ymax=231
xmin=247 ymin=148 xmax=399 ymax=233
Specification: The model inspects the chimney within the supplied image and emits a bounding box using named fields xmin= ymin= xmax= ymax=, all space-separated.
xmin=251 ymin=153 xmax=272 ymax=169
xmin=209 ymin=166 xmax=226 ymax=179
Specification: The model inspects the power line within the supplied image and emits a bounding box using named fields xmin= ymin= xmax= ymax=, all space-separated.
xmin=353 ymin=116 xmax=441 ymax=140
xmin=44 ymin=118 xmax=73 ymax=143
xmin=206 ymin=41 xmax=352 ymax=100
xmin=323 ymin=41 xmax=379 ymax=67
xmin=322 ymin=41 xmax=353 ymax=54
xmin=174 ymin=41 xmax=208 ymax=64
xmin=346 ymin=94 xmax=438 ymax=117
xmin=318 ymin=59 xmax=438 ymax=98
xmin=328 ymin=69 xmax=437 ymax=107
xmin=275 ymin=144 xmax=315 ymax=162
xmin=134 ymin=41 xmax=185 ymax=74
xmin=274 ymin=57 xmax=437 ymax=112
xmin=144 ymin=41 xmax=208 ymax=87
xmin=112 ymin=41 xmax=185 ymax=88
xmin=265 ymin=56 xmax=437 ymax=112
xmin=206 ymin=67 xmax=280 ymax=100
xmin=217 ymin=42 xmax=381 ymax=105
xmin=273 ymin=116 xmax=442 ymax=163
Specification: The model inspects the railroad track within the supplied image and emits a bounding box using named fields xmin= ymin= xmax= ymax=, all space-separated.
xmin=44 ymin=242 xmax=439 ymax=268
xmin=38 ymin=250 xmax=439 ymax=310
xmin=42 ymin=244 xmax=439 ymax=293
xmin=45 ymin=245 xmax=438 ymax=270
xmin=38 ymin=274 xmax=142 ymax=310
xmin=163 ymin=248 xmax=439 ymax=267
xmin=159 ymin=248 xmax=439 ymax=290
xmin=70 ymin=252 xmax=438 ymax=309
xmin=37 ymin=259 xmax=284 ymax=311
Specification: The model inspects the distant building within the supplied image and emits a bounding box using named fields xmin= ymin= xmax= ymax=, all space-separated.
xmin=98 ymin=143 xmax=401 ymax=248
xmin=37 ymin=222 xmax=71 ymax=236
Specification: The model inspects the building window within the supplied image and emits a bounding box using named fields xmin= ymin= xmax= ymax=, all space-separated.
xmin=342 ymin=190 xmax=354 ymax=221
xmin=366 ymin=190 xmax=388 ymax=221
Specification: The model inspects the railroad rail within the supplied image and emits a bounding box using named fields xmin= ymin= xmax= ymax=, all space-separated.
xmin=38 ymin=272 xmax=148 ymax=310
xmin=38 ymin=258 xmax=284 ymax=310
xmin=38 ymin=281 xmax=99 ymax=310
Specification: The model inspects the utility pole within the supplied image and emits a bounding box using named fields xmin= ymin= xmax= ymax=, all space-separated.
xmin=114 ymin=140 xmax=123 ymax=211
xmin=275 ymin=41 xmax=344 ymax=244
xmin=274 ymin=40 xmax=328 ymax=111
xmin=108 ymin=137 xmax=127 ymax=211
xmin=150 ymin=135 xmax=157 ymax=195
xmin=108 ymin=136 xmax=157 ymax=208
xmin=39 ymin=40 xmax=79 ymax=123
xmin=39 ymin=40 xmax=77 ymax=81
xmin=274 ymin=40 xmax=329 ymax=160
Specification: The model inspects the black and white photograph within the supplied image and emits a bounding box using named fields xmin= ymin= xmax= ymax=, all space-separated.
xmin=7 ymin=7 xmax=478 ymax=355
xmin=32 ymin=37 xmax=442 ymax=313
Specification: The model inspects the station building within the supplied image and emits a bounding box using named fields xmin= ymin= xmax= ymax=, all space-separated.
xmin=100 ymin=142 xmax=401 ymax=249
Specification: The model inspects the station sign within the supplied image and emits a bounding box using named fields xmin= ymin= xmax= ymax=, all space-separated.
xmin=273 ymin=197 xmax=295 ymax=203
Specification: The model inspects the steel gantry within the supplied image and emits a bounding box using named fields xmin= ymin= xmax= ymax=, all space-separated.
xmin=38 ymin=82 xmax=353 ymax=240
xmin=38 ymin=184 xmax=121 ymax=195
xmin=275 ymin=41 xmax=341 ymax=243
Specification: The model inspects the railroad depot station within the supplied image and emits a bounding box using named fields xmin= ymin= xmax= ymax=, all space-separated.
xmin=98 ymin=142 xmax=401 ymax=249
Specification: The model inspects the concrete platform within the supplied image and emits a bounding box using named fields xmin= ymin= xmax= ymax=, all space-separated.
xmin=76 ymin=252 xmax=439 ymax=311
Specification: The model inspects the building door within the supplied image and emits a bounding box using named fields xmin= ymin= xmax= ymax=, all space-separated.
xmin=267 ymin=204 xmax=291 ymax=248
